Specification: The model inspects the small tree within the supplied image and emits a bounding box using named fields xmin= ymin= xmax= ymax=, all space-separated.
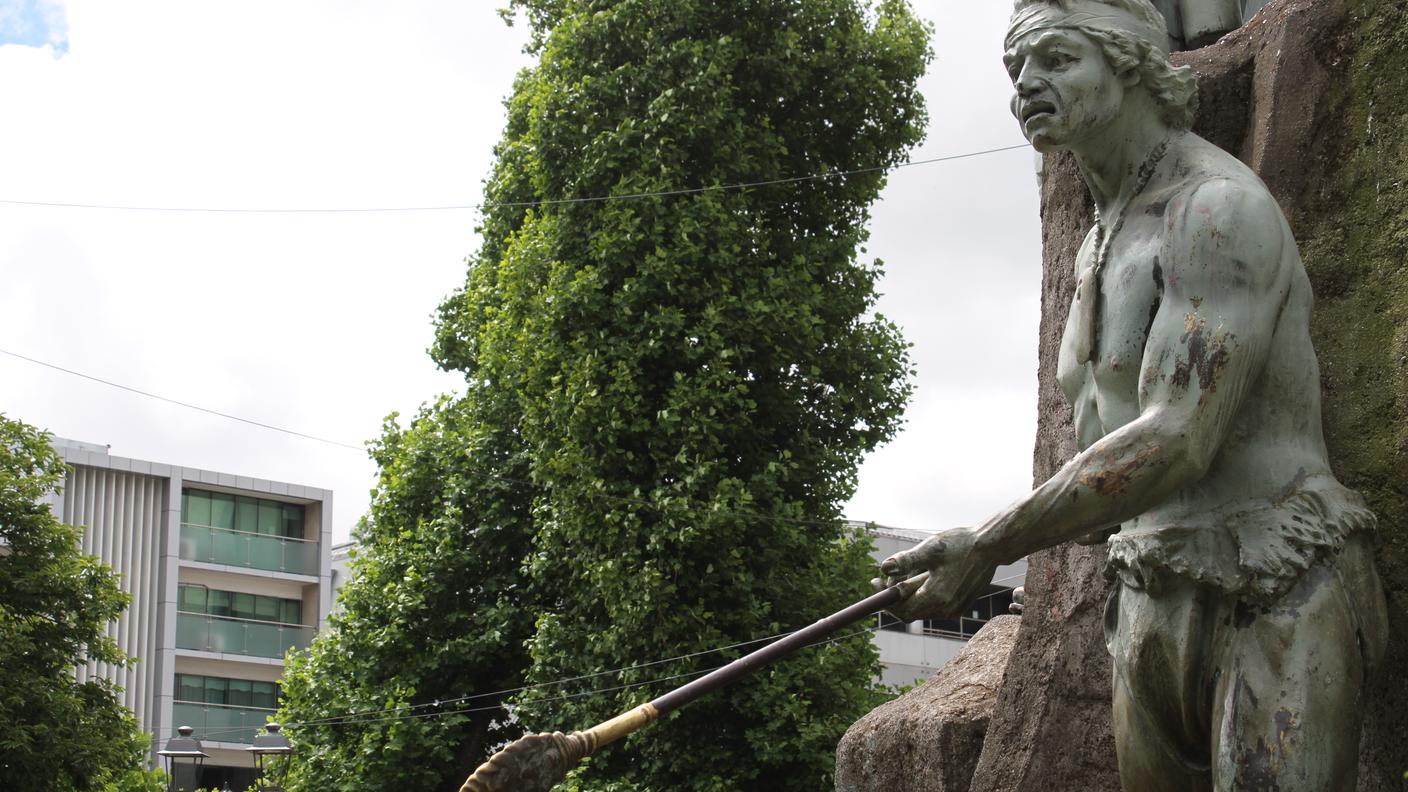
xmin=0 ymin=416 xmax=159 ymax=791
xmin=277 ymin=397 xmax=538 ymax=792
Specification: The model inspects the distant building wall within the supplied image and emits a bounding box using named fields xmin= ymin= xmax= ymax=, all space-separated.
xmin=50 ymin=438 xmax=333 ymax=786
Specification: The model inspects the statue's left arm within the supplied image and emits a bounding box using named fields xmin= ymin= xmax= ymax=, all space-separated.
xmin=884 ymin=177 xmax=1294 ymax=619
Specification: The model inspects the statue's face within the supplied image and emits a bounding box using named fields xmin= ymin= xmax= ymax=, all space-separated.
xmin=1003 ymin=27 xmax=1126 ymax=153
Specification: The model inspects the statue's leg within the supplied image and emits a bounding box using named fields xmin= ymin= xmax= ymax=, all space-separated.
xmin=1209 ymin=555 xmax=1371 ymax=792
xmin=1112 ymin=673 xmax=1214 ymax=792
xmin=1106 ymin=581 xmax=1216 ymax=792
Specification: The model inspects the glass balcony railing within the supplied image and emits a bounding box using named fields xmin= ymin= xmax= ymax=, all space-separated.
xmin=180 ymin=522 xmax=318 ymax=576
xmin=172 ymin=701 xmax=276 ymax=744
xmin=176 ymin=612 xmax=312 ymax=658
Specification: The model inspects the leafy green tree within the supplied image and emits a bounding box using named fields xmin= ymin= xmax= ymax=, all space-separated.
xmin=280 ymin=0 xmax=928 ymax=789
xmin=278 ymin=396 xmax=537 ymax=791
xmin=449 ymin=1 xmax=929 ymax=789
xmin=0 ymin=416 xmax=159 ymax=791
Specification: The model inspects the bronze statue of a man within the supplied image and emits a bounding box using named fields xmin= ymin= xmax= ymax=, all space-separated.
xmin=881 ymin=1 xmax=1388 ymax=788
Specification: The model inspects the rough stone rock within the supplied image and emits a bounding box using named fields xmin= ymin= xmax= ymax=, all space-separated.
xmin=966 ymin=0 xmax=1408 ymax=789
xmin=835 ymin=616 xmax=1020 ymax=792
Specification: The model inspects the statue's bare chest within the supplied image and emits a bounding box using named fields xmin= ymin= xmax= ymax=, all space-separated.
xmin=1057 ymin=213 xmax=1167 ymax=443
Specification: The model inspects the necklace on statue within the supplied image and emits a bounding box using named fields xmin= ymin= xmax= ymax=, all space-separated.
xmin=1072 ymin=132 xmax=1178 ymax=365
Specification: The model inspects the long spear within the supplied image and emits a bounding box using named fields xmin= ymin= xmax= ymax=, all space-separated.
xmin=459 ymin=571 xmax=929 ymax=792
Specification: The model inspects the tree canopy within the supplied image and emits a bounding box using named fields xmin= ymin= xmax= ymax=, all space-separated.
xmin=278 ymin=396 xmax=538 ymax=790
xmin=0 ymin=416 xmax=162 ymax=792
xmin=279 ymin=0 xmax=929 ymax=789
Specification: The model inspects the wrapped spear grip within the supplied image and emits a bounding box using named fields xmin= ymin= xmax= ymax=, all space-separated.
xmin=459 ymin=571 xmax=929 ymax=792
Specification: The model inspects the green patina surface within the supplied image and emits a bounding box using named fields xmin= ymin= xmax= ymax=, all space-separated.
xmin=1296 ymin=0 xmax=1408 ymax=599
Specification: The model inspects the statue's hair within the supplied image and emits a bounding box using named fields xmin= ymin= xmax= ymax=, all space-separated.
xmin=1011 ymin=0 xmax=1199 ymax=129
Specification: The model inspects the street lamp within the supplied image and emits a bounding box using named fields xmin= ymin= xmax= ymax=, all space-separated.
xmin=157 ymin=726 xmax=208 ymax=792
xmin=247 ymin=723 xmax=293 ymax=791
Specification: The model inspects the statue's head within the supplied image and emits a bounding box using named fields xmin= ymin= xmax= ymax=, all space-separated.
xmin=1004 ymin=0 xmax=1198 ymax=151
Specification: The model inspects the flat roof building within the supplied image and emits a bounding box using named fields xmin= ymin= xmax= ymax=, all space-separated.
xmin=47 ymin=439 xmax=333 ymax=790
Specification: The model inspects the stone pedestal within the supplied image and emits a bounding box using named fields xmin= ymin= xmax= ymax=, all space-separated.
xmin=835 ymin=617 xmax=1020 ymax=792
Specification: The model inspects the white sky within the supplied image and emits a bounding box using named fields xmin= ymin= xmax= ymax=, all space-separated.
xmin=0 ymin=1 xmax=1040 ymax=545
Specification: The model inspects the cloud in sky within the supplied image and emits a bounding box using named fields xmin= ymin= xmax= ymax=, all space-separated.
xmin=0 ymin=0 xmax=68 ymax=56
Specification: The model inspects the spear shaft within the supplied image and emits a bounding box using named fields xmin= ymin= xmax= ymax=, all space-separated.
xmin=459 ymin=573 xmax=927 ymax=792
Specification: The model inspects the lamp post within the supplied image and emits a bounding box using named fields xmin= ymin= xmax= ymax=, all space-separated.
xmin=247 ymin=723 xmax=293 ymax=791
xmin=157 ymin=726 xmax=208 ymax=792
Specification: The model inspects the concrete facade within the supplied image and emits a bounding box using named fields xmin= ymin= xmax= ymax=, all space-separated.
xmin=48 ymin=438 xmax=333 ymax=788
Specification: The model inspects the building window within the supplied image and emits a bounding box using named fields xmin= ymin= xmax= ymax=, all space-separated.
xmin=182 ymin=489 xmax=304 ymax=539
xmin=921 ymin=584 xmax=1016 ymax=639
xmin=178 ymin=584 xmax=302 ymax=625
xmin=175 ymin=673 xmax=280 ymax=710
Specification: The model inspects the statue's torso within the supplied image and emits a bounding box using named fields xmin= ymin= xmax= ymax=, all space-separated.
xmin=1054 ymin=136 xmax=1372 ymax=599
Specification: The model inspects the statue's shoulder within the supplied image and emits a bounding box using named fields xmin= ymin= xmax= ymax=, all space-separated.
xmin=1141 ymin=136 xmax=1293 ymax=304
xmin=1163 ymin=134 xmax=1281 ymax=222
xmin=1160 ymin=136 xmax=1286 ymax=263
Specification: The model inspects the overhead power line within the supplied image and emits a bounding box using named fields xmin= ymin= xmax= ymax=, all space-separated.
xmin=161 ymin=568 xmax=1029 ymax=744
xmin=165 ymin=623 xmax=882 ymax=743
xmin=0 ymin=143 xmax=1029 ymax=214
xmin=3 ymin=344 xmax=842 ymax=527
xmin=288 ymin=571 xmax=1025 ymax=729
xmin=0 ymin=347 xmax=363 ymax=452
xmin=0 ymin=347 xmax=1050 ymax=573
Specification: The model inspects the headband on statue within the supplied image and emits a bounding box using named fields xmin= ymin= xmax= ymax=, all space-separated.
xmin=1005 ymin=1 xmax=1169 ymax=53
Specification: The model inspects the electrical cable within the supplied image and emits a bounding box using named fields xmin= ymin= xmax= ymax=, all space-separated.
xmin=0 ymin=347 xmax=362 ymax=451
xmin=3 ymin=345 xmax=1030 ymax=615
xmin=6 ymin=125 xmax=1036 ymax=737
xmin=167 ymin=624 xmax=880 ymax=743
xmin=268 ymin=623 xmax=810 ymax=730
xmin=0 ymin=346 xmax=896 ymax=532
xmin=155 ymin=570 xmax=1026 ymax=744
xmin=0 ymin=143 xmax=1029 ymax=214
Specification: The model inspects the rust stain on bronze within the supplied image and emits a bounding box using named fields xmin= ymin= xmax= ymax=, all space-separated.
xmin=1171 ymin=314 xmax=1234 ymax=395
xmin=1274 ymin=707 xmax=1300 ymax=756
xmin=1171 ymin=354 xmax=1192 ymax=389
xmin=1080 ymin=444 xmax=1163 ymax=496
xmin=1234 ymin=736 xmax=1283 ymax=792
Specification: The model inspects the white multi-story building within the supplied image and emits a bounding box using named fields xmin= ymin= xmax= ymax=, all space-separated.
xmin=329 ymin=540 xmax=355 ymax=615
xmin=47 ymin=438 xmax=333 ymax=790
xmin=863 ymin=524 xmax=1026 ymax=688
